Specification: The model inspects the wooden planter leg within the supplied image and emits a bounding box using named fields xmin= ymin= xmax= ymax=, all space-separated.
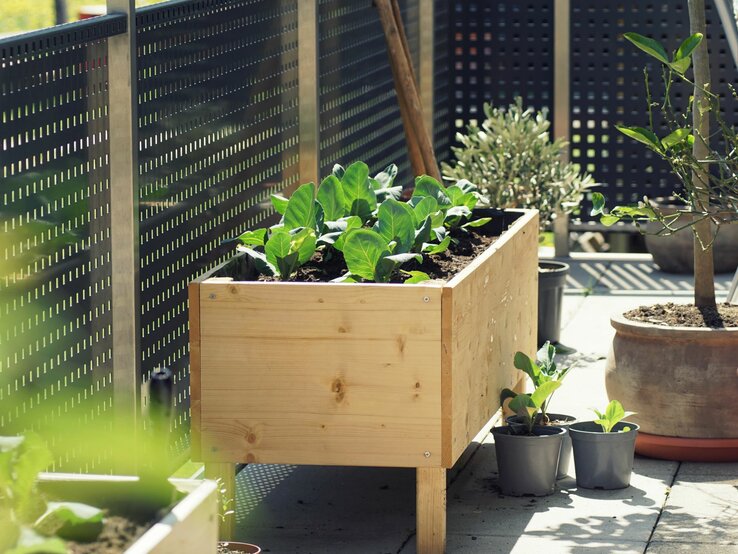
xmin=205 ymin=462 xmax=236 ymax=540
xmin=416 ymin=467 xmax=446 ymax=553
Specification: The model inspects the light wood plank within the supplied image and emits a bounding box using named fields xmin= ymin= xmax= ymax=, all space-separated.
xmin=204 ymin=463 xmax=235 ymax=541
xmin=198 ymin=283 xmax=443 ymax=468
xmin=188 ymin=281 xmax=202 ymax=460
xmin=442 ymin=210 xmax=539 ymax=466
xmin=416 ymin=467 xmax=446 ymax=554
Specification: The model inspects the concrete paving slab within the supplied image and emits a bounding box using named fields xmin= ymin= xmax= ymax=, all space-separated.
xmin=651 ymin=472 xmax=738 ymax=546
xmin=647 ymin=542 xmax=738 ymax=553
xmin=677 ymin=462 xmax=738 ymax=477
xmin=443 ymin=534 xmax=646 ymax=553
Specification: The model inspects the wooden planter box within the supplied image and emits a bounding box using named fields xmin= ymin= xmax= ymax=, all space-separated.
xmin=189 ymin=208 xmax=538 ymax=551
xmin=38 ymin=475 xmax=219 ymax=554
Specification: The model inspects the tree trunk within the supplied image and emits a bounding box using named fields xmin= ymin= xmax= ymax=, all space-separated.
xmin=54 ymin=0 xmax=68 ymax=25
xmin=688 ymin=0 xmax=716 ymax=309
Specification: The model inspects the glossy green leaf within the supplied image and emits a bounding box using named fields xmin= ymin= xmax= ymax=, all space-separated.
xmin=343 ymin=229 xmax=391 ymax=281
xmin=34 ymin=502 xmax=104 ymax=542
xmin=284 ymin=182 xmax=317 ymax=230
xmin=332 ymin=163 xmax=345 ymax=180
xmin=461 ymin=217 xmax=491 ymax=229
xmin=270 ymin=194 xmax=289 ymax=215
xmin=376 ymin=198 xmax=416 ymax=253
xmin=661 ymin=128 xmax=692 ymax=148
xmin=237 ymin=229 xmax=267 ymax=246
xmin=674 ymin=33 xmax=703 ymax=61
xmin=317 ymin=175 xmax=346 ymax=222
xmin=669 ymin=57 xmax=691 ymax=75
xmin=413 ymin=196 xmax=440 ymax=222
xmin=341 ymin=162 xmax=376 ymax=220
xmin=600 ymin=214 xmax=621 ymax=226
xmin=413 ymin=176 xmax=452 ymax=208
xmin=413 ymin=216 xmax=433 ymax=250
xmin=623 ymin=32 xmax=669 ymax=64
xmin=239 ymin=247 xmax=276 ymax=276
xmin=592 ymin=400 xmax=637 ymax=432
xmin=514 ymin=351 xmax=542 ymax=383
xmin=292 ymin=227 xmax=317 ymax=265
xmin=373 ymin=164 xmax=398 ymax=189
xmin=333 ymin=216 xmax=362 ymax=252
xmin=401 ymin=270 xmax=431 ymax=284
xmin=422 ymin=236 xmax=451 ymax=255
xmin=616 ymin=125 xmax=664 ymax=153
xmin=590 ymin=192 xmax=606 ymax=216
xmin=265 ymin=230 xmax=291 ymax=269
xmin=530 ymin=381 xmax=562 ymax=409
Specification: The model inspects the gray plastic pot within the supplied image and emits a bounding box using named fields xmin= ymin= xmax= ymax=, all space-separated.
xmin=491 ymin=425 xmax=567 ymax=496
xmin=506 ymin=413 xmax=576 ymax=479
xmin=569 ymin=421 xmax=639 ymax=489
xmin=538 ymin=261 xmax=570 ymax=346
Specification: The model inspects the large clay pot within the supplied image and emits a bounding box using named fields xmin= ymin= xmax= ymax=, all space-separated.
xmin=645 ymin=198 xmax=738 ymax=274
xmin=605 ymin=313 xmax=738 ymax=438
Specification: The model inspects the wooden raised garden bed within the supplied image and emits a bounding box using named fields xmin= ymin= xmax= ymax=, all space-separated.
xmin=189 ymin=208 xmax=538 ymax=552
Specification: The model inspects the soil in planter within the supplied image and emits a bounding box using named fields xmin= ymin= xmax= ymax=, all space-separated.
xmin=625 ymin=302 xmax=738 ymax=328
xmin=67 ymin=515 xmax=150 ymax=554
xmin=244 ymin=229 xmax=497 ymax=283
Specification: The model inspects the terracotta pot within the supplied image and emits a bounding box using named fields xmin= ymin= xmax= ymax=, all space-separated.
xmin=219 ymin=542 xmax=261 ymax=554
xmin=605 ymin=313 xmax=738 ymax=439
xmin=644 ymin=198 xmax=738 ymax=274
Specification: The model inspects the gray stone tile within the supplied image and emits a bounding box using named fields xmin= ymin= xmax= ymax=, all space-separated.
xmin=651 ymin=477 xmax=738 ymax=545
xmin=647 ymin=542 xmax=738 ymax=553
xmin=443 ymin=534 xmax=646 ymax=554
xmin=678 ymin=462 xmax=738 ymax=478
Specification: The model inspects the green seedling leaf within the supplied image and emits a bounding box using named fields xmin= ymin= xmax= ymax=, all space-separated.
xmin=462 ymin=217 xmax=491 ymax=229
xmin=342 ymin=161 xmax=376 ymax=221
xmin=292 ymin=227 xmax=318 ymax=265
xmin=8 ymin=528 xmax=67 ymax=554
xmin=661 ymin=128 xmax=692 ymax=149
xmin=239 ymin=247 xmax=276 ymax=276
xmin=376 ymin=198 xmax=416 ymax=253
xmin=669 ymin=57 xmax=691 ymax=75
xmin=373 ymin=164 xmax=398 ymax=189
xmin=237 ymin=229 xmax=267 ymax=246
xmin=422 ymin=236 xmax=451 ymax=255
xmin=332 ymin=163 xmax=345 ymax=180
xmin=592 ymin=400 xmax=637 ymax=432
xmin=11 ymin=434 xmax=52 ymax=523
xmin=284 ymin=182 xmax=317 ymax=230
xmin=616 ymin=125 xmax=664 ymax=153
xmin=452 ymin=179 xmax=479 ymax=194
xmin=343 ymin=229 xmax=392 ymax=281
xmin=317 ymin=175 xmax=346 ymax=222
xmin=270 ymin=194 xmax=289 ymax=215
xmin=413 ymin=196 xmax=440 ymax=222
xmin=413 ymin=216 xmax=433 ymax=250
xmin=600 ymin=214 xmax=621 ymax=226
xmin=401 ymin=270 xmax=431 ymax=284
xmin=265 ymin=230 xmax=292 ymax=270
xmin=331 ymin=273 xmax=358 ymax=283
xmin=530 ymin=381 xmax=562 ymax=409
xmin=674 ymin=33 xmax=703 ymax=61
xmin=590 ymin=192 xmax=606 ymax=216
xmin=514 ymin=351 xmax=542 ymax=383
xmin=623 ymin=32 xmax=669 ymax=64
xmin=333 ymin=216 xmax=362 ymax=252
xmin=413 ymin=176 xmax=452 ymax=208
xmin=34 ymin=502 xmax=104 ymax=542
xmin=374 ymin=185 xmax=403 ymax=203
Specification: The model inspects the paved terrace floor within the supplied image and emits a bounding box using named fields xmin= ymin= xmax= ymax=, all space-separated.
xmin=230 ymin=253 xmax=737 ymax=553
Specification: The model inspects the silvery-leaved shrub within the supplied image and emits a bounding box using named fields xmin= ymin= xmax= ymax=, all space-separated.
xmin=441 ymin=97 xmax=595 ymax=228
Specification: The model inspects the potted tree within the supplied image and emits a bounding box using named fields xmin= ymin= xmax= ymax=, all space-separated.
xmin=502 ymin=342 xmax=576 ymax=479
xmin=442 ymin=98 xmax=595 ymax=345
xmin=592 ymin=0 xmax=738 ymax=461
xmin=569 ymin=400 xmax=639 ymax=490
xmin=492 ymin=381 xmax=567 ymax=496
xmin=189 ymin=161 xmax=539 ymax=551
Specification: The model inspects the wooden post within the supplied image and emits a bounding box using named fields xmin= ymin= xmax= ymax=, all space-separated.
xmin=205 ymin=463 xmax=236 ymax=540
xmin=376 ymin=0 xmax=441 ymax=180
xmin=416 ymin=467 xmax=446 ymax=554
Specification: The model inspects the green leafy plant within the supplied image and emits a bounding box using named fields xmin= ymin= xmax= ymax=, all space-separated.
xmin=503 ymin=342 xmax=572 ymax=420
xmin=442 ymin=96 xmax=595 ymax=228
xmin=592 ymin=400 xmax=636 ymax=433
xmin=500 ymin=381 xmax=562 ymax=435
xmin=0 ymin=434 xmax=104 ymax=553
xmin=341 ymin=229 xmax=422 ymax=283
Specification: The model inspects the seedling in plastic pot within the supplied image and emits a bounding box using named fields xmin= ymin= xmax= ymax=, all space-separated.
xmin=511 ymin=342 xmax=572 ymax=418
xmin=500 ymin=381 xmax=562 ymax=435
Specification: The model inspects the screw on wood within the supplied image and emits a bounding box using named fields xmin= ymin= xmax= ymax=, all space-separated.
xmin=423 ymin=296 xmax=430 ymax=303
xmin=209 ymin=293 xmax=216 ymax=299
xmin=424 ymin=451 xmax=431 ymax=458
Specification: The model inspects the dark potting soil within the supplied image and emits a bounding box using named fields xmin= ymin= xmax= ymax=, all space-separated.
xmin=67 ymin=515 xmax=150 ymax=554
xmin=624 ymin=302 xmax=738 ymax=328
xmin=248 ymin=229 xmax=498 ymax=283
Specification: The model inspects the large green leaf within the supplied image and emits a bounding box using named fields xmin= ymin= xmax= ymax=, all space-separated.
xmin=413 ymin=216 xmax=433 ymax=250
xmin=292 ymin=227 xmax=317 ymax=265
xmin=34 ymin=502 xmax=104 ymax=542
xmin=623 ymin=32 xmax=669 ymax=64
xmin=237 ymin=229 xmax=267 ymax=246
xmin=422 ymin=236 xmax=451 ymax=255
xmin=530 ymin=381 xmax=562 ymax=409
xmin=284 ymin=182 xmax=317 ymax=230
xmin=616 ymin=125 xmax=664 ymax=153
xmin=343 ymin=229 xmax=391 ymax=281
xmin=341 ymin=161 xmax=376 ymax=220
xmin=373 ymin=164 xmax=398 ymax=189
xmin=376 ymin=199 xmax=416 ymax=253
xmin=239 ymin=247 xmax=276 ymax=276
xmin=413 ymin=196 xmax=440 ymax=222
xmin=317 ymin=175 xmax=346 ymax=221
xmin=270 ymin=194 xmax=289 ymax=215
xmin=413 ymin=176 xmax=452 ymax=208
xmin=402 ymin=270 xmax=430 ymax=284
xmin=513 ymin=351 xmax=542 ymax=384
xmin=333 ymin=216 xmax=362 ymax=252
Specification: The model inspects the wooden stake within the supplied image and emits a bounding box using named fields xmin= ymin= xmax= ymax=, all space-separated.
xmin=376 ymin=0 xmax=441 ymax=181
xmin=416 ymin=467 xmax=446 ymax=553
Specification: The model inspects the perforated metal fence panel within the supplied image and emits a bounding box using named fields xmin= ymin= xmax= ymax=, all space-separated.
xmin=0 ymin=16 xmax=126 ymax=469
xmin=570 ymin=0 xmax=738 ymax=217
xmin=318 ymin=0 xmax=420 ymax=188
xmin=136 ymin=0 xmax=300 ymax=454
xmin=448 ymin=0 xmax=555 ymax=135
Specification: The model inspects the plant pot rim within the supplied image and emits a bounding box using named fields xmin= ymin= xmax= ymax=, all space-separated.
xmin=611 ymin=312 xmax=738 ymax=338
xmin=492 ymin=425 xmax=568 ymax=438
xmin=506 ymin=413 xmax=577 ymax=425
xmin=569 ymin=421 xmax=639 ymax=435
xmin=538 ymin=260 xmax=570 ymax=272
xmin=218 ymin=541 xmax=262 ymax=553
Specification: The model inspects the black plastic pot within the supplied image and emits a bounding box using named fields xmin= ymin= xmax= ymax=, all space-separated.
xmin=538 ymin=261 xmax=569 ymax=346
xmin=506 ymin=413 xmax=576 ymax=479
xmin=491 ymin=425 xmax=566 ymax=496
xmin=569 ymin=421 xmax=639 ymax=489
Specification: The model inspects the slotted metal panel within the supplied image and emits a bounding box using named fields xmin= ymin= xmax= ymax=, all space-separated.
xmin=448 ymin=0 xmax=554 ymax=136
xmin=136 ymin=0 xmax=300 ymax=453
xmin=0 ymin=15 xmax=126 ymax=469
xmin=570 ymin=0 xmax=738 ymax=217
xmin=318 ymin=0 xmax=420 ymax=186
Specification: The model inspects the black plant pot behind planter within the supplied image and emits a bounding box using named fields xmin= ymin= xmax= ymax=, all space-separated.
xmin=569 ymin=421 xmax=639 ymax=490
xmin=491 ymin=425 xmax=566 ymax=496
xmin=506 ymin=413 xmax=576 ymax=479
xmin=538 ymin=261 xmax=569 ymax=346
